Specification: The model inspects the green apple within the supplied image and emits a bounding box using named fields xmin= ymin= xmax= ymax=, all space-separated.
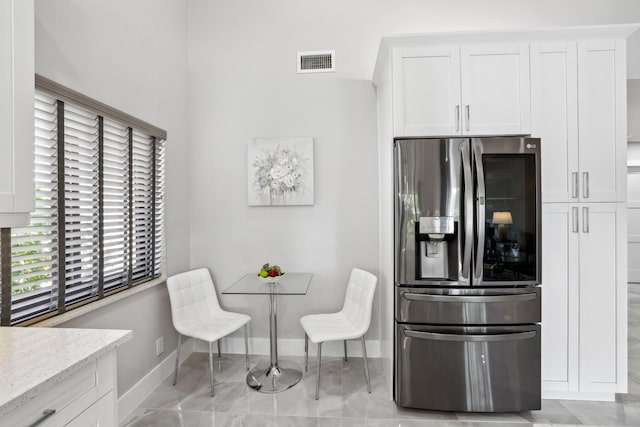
xmin=259 ymin=269 xmax=268 ymax=278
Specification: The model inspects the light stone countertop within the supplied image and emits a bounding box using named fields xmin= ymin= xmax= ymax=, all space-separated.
xmin=0 ymin=327 xmax=132 ymax=415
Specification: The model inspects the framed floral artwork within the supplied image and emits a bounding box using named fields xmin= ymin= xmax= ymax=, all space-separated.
xmin=247 ymin=137 xmax=314 ymax=206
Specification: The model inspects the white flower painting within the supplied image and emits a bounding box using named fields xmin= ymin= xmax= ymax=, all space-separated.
xmin=248 ymin=137 xmax=314 ymax=206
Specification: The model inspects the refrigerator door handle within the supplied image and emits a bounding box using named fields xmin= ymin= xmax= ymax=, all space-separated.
xmin=472 ymin=140 xmax=485 ymax=284
xmin=455 ymin=105 xmax=460 ymax=132
xmin=403 ymin=292 xmax=538 ymax=303
xmin=460 ymin=142 xmax=473 ymax=281
xmin=572 ymin=206 xmax=579 ymax=233
xmin=404 ymin=330 xmax=537 ymax=342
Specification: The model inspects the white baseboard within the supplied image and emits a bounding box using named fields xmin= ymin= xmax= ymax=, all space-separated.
xmin=541 ymin=390 xmax=615 ymax=401
xmin=193 ymin=337 xmax=381 ymax=358
xmin=118 ymin=338 xmax=194 ymax=423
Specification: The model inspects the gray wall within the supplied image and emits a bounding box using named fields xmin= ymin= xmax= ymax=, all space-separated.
xmin=34 ymin=0 xmax=190 ymax=395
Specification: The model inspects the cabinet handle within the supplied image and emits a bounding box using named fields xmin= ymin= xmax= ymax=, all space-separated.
xmin=29 ymin=409 xmax=56 ymax=427
xmin=455 ymin=105 xmax=460 ymax=132
xmin=572 ymin=207 xmax=579 ymax=233
xmin=572 ymin=172 xmax=578 ymax=199
xmin=583 ymin=172 xmax=589 ymax=199
xmin=582 ymin=207 xmax=589 ymax=233
xmin=465 ymin=105 xmax=470 ymax=131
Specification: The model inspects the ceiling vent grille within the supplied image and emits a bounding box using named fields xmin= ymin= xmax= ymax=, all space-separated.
xmin=297 ymin=50 xmax=335 ymax=73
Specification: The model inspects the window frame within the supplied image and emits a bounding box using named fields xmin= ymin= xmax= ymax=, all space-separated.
xmin=0 ymin=75 xmax=167 ymax=326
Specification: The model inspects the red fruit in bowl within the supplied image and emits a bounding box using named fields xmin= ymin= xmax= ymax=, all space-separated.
xmin=268 ymin=270 xmax=277 ymax=277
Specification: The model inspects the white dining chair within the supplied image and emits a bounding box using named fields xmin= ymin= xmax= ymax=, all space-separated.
xmin=300 ymin=268 xmax=377 ymax=399
xmin=166 ymin=268 xmax=251 ymax=397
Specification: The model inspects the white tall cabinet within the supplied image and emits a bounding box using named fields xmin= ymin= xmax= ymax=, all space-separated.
xmin=531 ymin=35 xmax=630 ymax=399
xmin=0 ymin=0 xmax=34 ymax=227
xmin=374 ymin=25 xmax=637 ymax=402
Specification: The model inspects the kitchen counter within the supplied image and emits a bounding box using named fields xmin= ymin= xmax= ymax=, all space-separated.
xmin=0 ymin=327 xmax=132 ymax=416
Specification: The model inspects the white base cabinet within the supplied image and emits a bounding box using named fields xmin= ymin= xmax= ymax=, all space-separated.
xmin=542 ymin=203 xmax=627 ymax=398
xmin=4 ymin=352 xmax=118 ymax=427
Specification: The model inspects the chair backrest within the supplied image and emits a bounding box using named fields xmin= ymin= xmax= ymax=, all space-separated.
xmin=340 ymin=268 xmax=377 ymax=335
xmin=166 ymin=268 xmax=223 ymax=332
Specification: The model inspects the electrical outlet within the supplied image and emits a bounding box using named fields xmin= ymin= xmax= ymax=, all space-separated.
xmin=155 ymin=336 xmax=164 ymax=356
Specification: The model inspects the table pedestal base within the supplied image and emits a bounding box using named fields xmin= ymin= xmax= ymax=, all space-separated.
xmin=246 ymin=360 xmax=302 ymax=393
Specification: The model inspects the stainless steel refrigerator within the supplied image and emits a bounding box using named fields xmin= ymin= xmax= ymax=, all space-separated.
xmin=394 ymin=137 xmax=541 ymax=412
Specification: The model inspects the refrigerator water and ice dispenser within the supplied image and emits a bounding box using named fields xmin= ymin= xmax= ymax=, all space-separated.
xmin=417 ymin=216 xmax=456 ymax=280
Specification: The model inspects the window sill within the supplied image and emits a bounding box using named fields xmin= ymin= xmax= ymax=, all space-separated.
xmin=31 ymin=276 xmax=167 ymax=328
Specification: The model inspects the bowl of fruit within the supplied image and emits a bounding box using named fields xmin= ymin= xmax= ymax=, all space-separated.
xmin=258 ymin=263 xmax=284 ymax=284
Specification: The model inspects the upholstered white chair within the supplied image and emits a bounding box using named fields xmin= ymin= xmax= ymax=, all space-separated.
xmin=166 ymin=268 xmax=251 ymax=396
xmin=300 ymin=268 xmax=377 ymax=399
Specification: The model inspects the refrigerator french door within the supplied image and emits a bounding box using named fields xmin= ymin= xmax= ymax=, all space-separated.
xmin=394 ymin=137 xmax=542 ymax=412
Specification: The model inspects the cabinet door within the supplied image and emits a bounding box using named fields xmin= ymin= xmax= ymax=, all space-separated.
xmin=460 ymin=43 xmax=530 ymax=135
xmin=577 ymin=41 xmax=626 ymax=203
xmin=579 ymin=203 xmax=626 ymax=392
xmin=0 ymin=0 xmax=34 ymax=226
xmin=531 ymin=42 xmax=578 ymax=203
xmin=392 ymin=46 xmax=461 ymax=136
xmin=541 ymin=203 xmax=579 ymax=393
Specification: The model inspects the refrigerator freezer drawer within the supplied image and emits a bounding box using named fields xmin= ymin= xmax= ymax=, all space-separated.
xmin=396 ymin=286 xmax=541 ymax=325
xmin=395 ymin=323 xmax=541 ymax=412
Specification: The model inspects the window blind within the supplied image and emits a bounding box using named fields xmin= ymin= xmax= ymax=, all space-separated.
xmin=10 ymin=92 xmax=59 ymax=323
xmin=63 ymin=103 xmax=100 ymax=306
xmin=103 ymin=119 xmax=130 ymax=293
xmin=0 ymin=84 xmax=166 ymax=325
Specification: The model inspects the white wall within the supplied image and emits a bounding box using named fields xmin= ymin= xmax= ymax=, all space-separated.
xmin=34 ymin=0 xmax=190 ymax=395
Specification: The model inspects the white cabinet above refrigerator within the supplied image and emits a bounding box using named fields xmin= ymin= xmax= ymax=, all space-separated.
xmin=392 ymin=43 xmax=530 ymax=137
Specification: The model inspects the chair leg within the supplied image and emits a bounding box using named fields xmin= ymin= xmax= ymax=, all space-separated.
xmin=173 ymin=334 xmax=182 ymax=386
xmin=244 ymin=324 xmax=250 ymax=371
xmin=344 ymin=340 xmax=348 ymax=361
xmin=304 ymin=333 xmax=309 ymax=372
xmin=361 ymin=336 xmax=371 ymax=393
xmin=217 ymin=340 xmax=221 ymax=357
xmin=208 ymin=341 xmax=215 ymax=397
xmin=315 ymin=342 xmax=323 ymax=400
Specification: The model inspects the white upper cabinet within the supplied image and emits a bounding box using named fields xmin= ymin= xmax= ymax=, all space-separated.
xmin=532 ymin=40 xmax=626 ymax=203
xmin=0 ymin=0 xmax=34 ymax=227
xmin=577 ymin=41 xmax=627 ymax=203
xmin=531 ymin=42 xmax=579 ymax=203
xmin=392 ymin=43 xmax=530 ymax=137
xmin=393 ymin=46 xmax=461 ymax=136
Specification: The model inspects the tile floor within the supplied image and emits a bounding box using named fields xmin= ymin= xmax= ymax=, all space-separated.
xmin=123 ymin=286 xmax=640 ymax=426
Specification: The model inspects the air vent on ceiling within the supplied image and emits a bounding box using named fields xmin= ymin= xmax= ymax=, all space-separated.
xmin=297 ymin=50 xmax=335 ymax=74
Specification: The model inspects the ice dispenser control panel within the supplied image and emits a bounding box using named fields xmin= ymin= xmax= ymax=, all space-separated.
xmin=419 ymin=217 xmax=454 ymax=235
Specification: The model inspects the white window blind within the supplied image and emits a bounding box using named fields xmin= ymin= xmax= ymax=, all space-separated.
xmin=131 ymin=130 xmax=155 ymax=283
xmin=103 ymin=119 xmax=130 ymax=292
xmin=63 ymin=103 xmax=100 ymax=306
xmin=154 ymin=140 xmax=165 ymax=277
xmin=0 ymin=83 xmax=166 ymax=325
xmin=10 ymin=92 xmax=59 ymax=324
